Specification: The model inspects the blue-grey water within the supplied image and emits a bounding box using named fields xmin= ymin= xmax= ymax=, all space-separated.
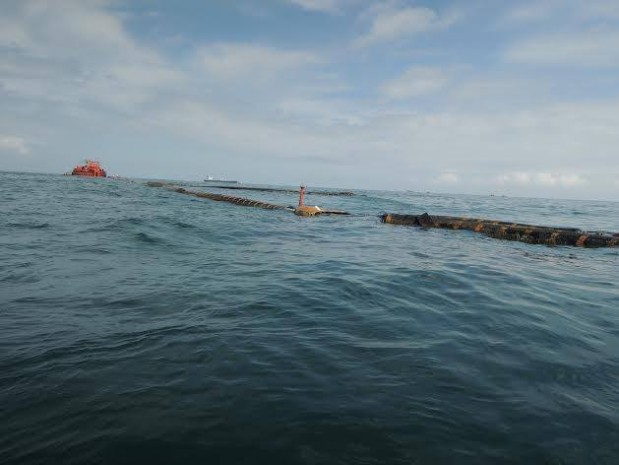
xmin=1 ymin=171 xmax=619 ymax=464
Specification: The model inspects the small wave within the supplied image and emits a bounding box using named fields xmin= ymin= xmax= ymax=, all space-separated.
xmin=87 ymin=217 xmax=148 ymax=233
xmin=7 ymin=222 xmax=51 ymax=229
xmin=0 ymin=272 xmax=41 ymax=284
xmin=113 ymin=217 xmax=147 ymax=227
xmin=171 ymin=220 xmax=198 ymax=230
xmin=134 ymin=231 xmax=164 ymax=244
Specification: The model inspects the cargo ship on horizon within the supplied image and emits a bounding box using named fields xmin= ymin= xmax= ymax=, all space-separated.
xmin=203 ymin=176 xmax=239 ymax=184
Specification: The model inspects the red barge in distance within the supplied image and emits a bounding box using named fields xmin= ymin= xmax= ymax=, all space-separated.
xmin=71 ymin=160 xmax=107 ymax=177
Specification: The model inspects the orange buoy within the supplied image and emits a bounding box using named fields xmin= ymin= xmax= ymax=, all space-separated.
xmin=294 ymin=185 xmax=322 ymax=216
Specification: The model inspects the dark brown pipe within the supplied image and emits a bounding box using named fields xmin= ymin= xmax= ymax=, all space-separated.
xmin=382 ymin=213 xmax=618 ymax=248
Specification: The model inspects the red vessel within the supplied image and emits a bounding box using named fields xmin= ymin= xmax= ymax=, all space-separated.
xmin=71 ymin=160 xmax=107 ymax=177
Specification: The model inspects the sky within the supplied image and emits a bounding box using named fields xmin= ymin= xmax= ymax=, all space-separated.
xmin=1 ymin=0 xmax=618 ymax=200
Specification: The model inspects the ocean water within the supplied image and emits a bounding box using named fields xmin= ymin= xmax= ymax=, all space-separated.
xmin=1 ymin=171 xmax=619 ymax=464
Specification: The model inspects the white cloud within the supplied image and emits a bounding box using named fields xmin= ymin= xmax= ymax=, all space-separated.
xmin=141 ymin=97 xmax=615 ymax=193
xmin=276 ymin=98 xmax=363 ymax=126
xmin=583 ymin=0 xmax=619 ymax=19
xmin=497 ymin=172 xmax=531 ymax=185
xmin=0 ymin=135 xmax=30 ymax=155
xmin=503 ymin=0 xmax=619 ymax=24
xmin=287 ymin=0 xmax=344 ymax=13
xmin=434 ymin=172 xmax=459 ymax=184
xmin=381 ymin=66 xmax=448 ymax=99
xmin=505 ymin=31 xmax=619 ymax=67
xmin=0 ymin=0 xmax=184 ymax=113
xmin=496 ymin=172 xmax=587 ymax=187
xmin=537 ymin=173 xmax=587 ymax=187
xmin=0 ymin=0 xmax=147 ymax=63
xmin=453 ymin=76 xmax=544 ymax=105
xmin=286 ymin=0 xmax=368 ymax=14
xmin=197 ymin=43 xmax=319 ymax=81
xmin=504 ymin=3 xmax=554 ymax=23
xmin=355 ymin=4 xmax=459 ymax=47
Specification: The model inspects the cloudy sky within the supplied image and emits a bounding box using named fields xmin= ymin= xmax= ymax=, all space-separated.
xmin=1 ymin=0 xmax=618 ymax=200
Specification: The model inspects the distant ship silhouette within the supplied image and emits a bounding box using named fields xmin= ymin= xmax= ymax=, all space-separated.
xmin=203 ymin=176 xmax=239 ymax=184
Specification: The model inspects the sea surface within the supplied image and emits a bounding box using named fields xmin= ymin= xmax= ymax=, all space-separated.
xmin=1 ymin=171 xmax=619 ymax=464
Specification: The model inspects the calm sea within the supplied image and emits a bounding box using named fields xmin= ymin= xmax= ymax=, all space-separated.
xmin=1 ymin=171 xmax=618 ymax=464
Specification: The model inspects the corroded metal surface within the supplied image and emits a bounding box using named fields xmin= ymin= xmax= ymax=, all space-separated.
xmin=294 ymin=205 xmax=322 ymax=216
xmin=382 ymin=213 xmax=619 ymax=248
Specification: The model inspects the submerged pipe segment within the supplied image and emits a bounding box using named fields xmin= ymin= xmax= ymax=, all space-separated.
xmin=381 ymin=213 xmax=619 ymax=248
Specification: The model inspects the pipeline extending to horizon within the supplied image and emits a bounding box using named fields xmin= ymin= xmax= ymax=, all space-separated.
xmin=201 ymin=184 xmax=355 ymax=196
xmin=146 ymin=182 xmax=349 ymax=215
xmin=146 ymin=182 xmax=618 ymax=248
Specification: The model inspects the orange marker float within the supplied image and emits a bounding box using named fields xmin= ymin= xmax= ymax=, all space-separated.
xmin=294 ymin=185 xmax=322 ymax=216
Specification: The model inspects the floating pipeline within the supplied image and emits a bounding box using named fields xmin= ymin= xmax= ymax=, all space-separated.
xmin=381 ymin=213 xmax=619 ymax=248
xmin=146 ymin=182 xmax=616 ymax=247
xmin=174 ymin=187 xmax=286 ymax=210
xmin=146 ymin=182 xmax=349 ymax=215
